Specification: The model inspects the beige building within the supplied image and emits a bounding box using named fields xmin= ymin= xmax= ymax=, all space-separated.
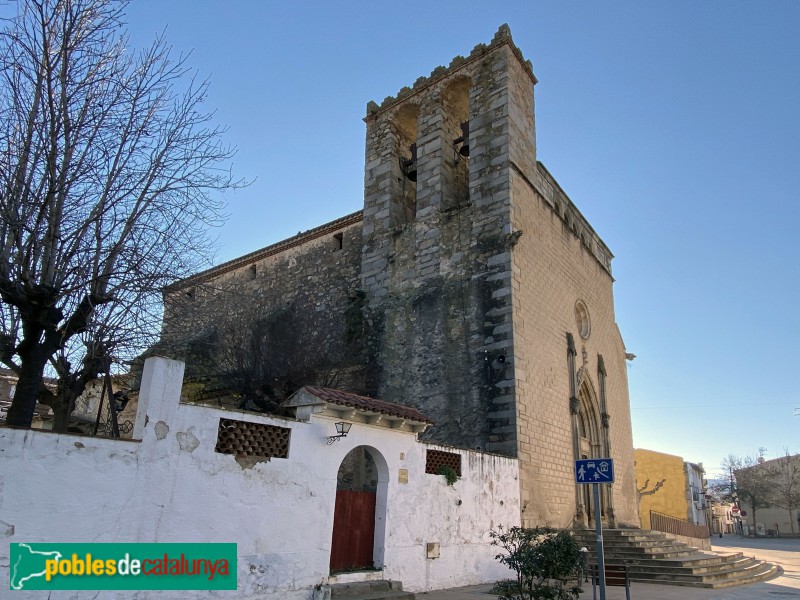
xmin=737 ymin=454 xmax=800 ymax=536
xmin=159 ymin=25 xmax=639 ymax=530
xmin=710 ymin=502 xmax=737 ymax=535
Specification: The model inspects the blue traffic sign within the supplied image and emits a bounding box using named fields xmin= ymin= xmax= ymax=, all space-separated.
xmin=575 ymin=458 xmax=614 ymax=484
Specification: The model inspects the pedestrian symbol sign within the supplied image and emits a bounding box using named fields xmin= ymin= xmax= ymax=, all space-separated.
xmin=575 ymin=458 xmax=614 ymax=484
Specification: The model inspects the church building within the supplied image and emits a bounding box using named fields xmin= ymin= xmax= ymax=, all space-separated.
xmin=159 ymin=25 xmax=640 ymax=530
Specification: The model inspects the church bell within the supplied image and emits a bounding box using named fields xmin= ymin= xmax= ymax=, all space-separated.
xmin=400 ymin=143 xmax=418 ymax=182
xmin=454 ymin=121 xmax=470 ymax=157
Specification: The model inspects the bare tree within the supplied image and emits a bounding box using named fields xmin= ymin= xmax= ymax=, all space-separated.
xmin=0 ymin=0 xmax=242 ymax=429
xmin=724 ymin=454 xmax=773 ymax=534
xmin=768 ymin=452 xmax=800 ymax=535
xmin=637 ymin=478 xmax=666 ymax=500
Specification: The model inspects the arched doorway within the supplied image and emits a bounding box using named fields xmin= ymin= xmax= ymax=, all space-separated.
xmin=577 ymin=381 xmax=607 ymax=526
xmin=330 ymin=446 xmax=388 ymax=572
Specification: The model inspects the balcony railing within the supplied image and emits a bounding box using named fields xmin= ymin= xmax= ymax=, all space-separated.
xmin=650 ymin=510 xmax=709 ymax=540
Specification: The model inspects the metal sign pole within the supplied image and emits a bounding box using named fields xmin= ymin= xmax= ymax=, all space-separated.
xmin=575 ymin=457 xmax=614 ymax=600
xmin=594 ymin=482 xmax=606 ymax=600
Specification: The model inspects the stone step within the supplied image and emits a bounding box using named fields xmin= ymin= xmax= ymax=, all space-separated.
xmin=633 ymin=562 xmax=779 ymax=589
xmin=629 ymin=557 xmax=757 ymax=579
xmin=696 ymin=563 xmax=779 ymax=589
xmin=591 ymin=539 xmax=683 ymax=549
xmin=575 ymin=535 xmax=675 ymax=547
xmin=585 ymin=548 xmax=699 ymax=560
xmin=575 ymin=528 xmax=668 ymax=536
xmin=326 ymin=580 xmax=414 ymax=600
xmin=591 ymin=543 xmax=695 ymax=554
xmin=582 ymin=538 xmax=705 ymax=550
xmin=577 ymin=531 xmax=698 ymax=554
xmin=587 ymin=550 xmax=750 ymax=568
xmin=572 ymin=528 xmax=778 ymax=588
xmin=616 ymin=553 xmax=748 ymax=571
xmin=576 ymin=530 xmax=669 ymax=539
xmin=580 ymin=538 xmax=683 ymax=548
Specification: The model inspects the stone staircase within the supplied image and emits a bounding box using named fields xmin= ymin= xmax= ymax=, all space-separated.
xmin=314 ymin=580 xmax=414 ymax=600
xmin=573 ymin=529 xmax=778 ymax=588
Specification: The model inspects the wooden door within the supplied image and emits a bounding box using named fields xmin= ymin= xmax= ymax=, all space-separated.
xmin=329 ymin=489 xmax=376 ymax=572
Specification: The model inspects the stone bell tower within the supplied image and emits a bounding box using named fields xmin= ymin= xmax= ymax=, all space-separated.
xmin=359 ymin=25 xmax=536 ymax=454
xmin=359 ymin=25 xmax=639 ymax=529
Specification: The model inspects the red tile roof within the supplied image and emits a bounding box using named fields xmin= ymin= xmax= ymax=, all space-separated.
xmin=302 ymin=386 xmax=433 ymax=424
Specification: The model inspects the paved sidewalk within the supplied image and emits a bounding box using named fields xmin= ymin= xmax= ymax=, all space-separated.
xmin=417 ymin=535 xmax=800 ymax=600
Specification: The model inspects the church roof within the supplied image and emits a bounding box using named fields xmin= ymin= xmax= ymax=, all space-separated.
xmin=164 ymin=210 xmax=363 ymax=292
xmin=300 ymin=386 xmax=433 ymax=424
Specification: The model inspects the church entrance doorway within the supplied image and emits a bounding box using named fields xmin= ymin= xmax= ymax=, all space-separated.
xmin=577 ymin=383 xmax=608 ymax=528
xmin=330 ymin=446 xmax=388 ymax=573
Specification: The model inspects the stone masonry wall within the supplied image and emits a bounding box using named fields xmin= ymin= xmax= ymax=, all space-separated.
xmin=509 ymin=161 xmax=639 ymax=528
xmin=160 ymin=214 xmax=365 ymax=397
xmin=360 ymin=32 xmax=530 ymax=452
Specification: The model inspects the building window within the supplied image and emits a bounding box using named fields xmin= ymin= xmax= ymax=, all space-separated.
xmin=575 ymin=300 xmax=591 ymax=339
xmin=333 ymin=232 xmax=344 ymax=250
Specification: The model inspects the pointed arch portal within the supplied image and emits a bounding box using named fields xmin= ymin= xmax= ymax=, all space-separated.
xmin=577 ymin=380 xmax=604 ymax=524
xmin=573 ymin=378 xmax=615 ymax=528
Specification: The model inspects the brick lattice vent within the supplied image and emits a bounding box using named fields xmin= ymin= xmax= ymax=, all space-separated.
xmin=425 ymin=450 xmax=462 ymax=476
xmin=215 ymin=418 xmax=290 ymax=459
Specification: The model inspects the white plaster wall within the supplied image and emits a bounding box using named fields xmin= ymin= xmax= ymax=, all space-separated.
xmin=382 ymin=443 xmax=521 ymax=591
xmin=684 ymin=464 xmax=707 ymax=526
xmin=0 ymin=358 xmax=519 ymax=599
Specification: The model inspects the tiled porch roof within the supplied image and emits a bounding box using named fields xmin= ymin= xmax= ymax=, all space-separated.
xmin=301 ymin=386 xmax=433 ymax=424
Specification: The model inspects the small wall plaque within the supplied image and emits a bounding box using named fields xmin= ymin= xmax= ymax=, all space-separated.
xmin=398 ymin=468 xmax=408 ymax=484
xmin=426 ymin=542 xmax=440 ymax=559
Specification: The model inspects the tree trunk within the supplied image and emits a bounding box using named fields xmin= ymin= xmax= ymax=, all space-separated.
xmin=51 ymin=398 xmax=71 ymax=433
xmin=47 ymin=374 xmax=93 ymax=433
xmin=751 ymin=506 xmax=758 ymax=536
xmin=5 ymin=348 xmax=50 ymax=428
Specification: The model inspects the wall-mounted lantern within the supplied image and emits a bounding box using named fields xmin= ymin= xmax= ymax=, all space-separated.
xmin=326 ymin=422 xmax=352 ymax=445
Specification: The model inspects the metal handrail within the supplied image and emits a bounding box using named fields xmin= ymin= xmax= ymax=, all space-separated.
xmin=650 ymin=510 xmax=709 ymax=539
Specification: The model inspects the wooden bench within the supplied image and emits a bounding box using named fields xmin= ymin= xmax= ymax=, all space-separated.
xmin=591 ymin=564 xmax=631 ymax=600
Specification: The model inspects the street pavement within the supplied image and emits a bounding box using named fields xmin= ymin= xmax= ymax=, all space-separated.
xmin=417 ymin=534 xmax=800 ymax=600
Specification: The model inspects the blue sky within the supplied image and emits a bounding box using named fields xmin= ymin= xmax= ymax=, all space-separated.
xmin=26 ymin=1 xmax=800 ymax=477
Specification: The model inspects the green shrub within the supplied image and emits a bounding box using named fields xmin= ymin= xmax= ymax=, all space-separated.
xmin=437 ymin=464 xmax=459 ymax=486
xmin=490 ymin=525 xmax=583 ymax=600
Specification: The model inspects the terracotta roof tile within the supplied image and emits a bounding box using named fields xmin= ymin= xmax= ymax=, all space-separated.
xmin=302 ymin=386 xmax=433 ymax=424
